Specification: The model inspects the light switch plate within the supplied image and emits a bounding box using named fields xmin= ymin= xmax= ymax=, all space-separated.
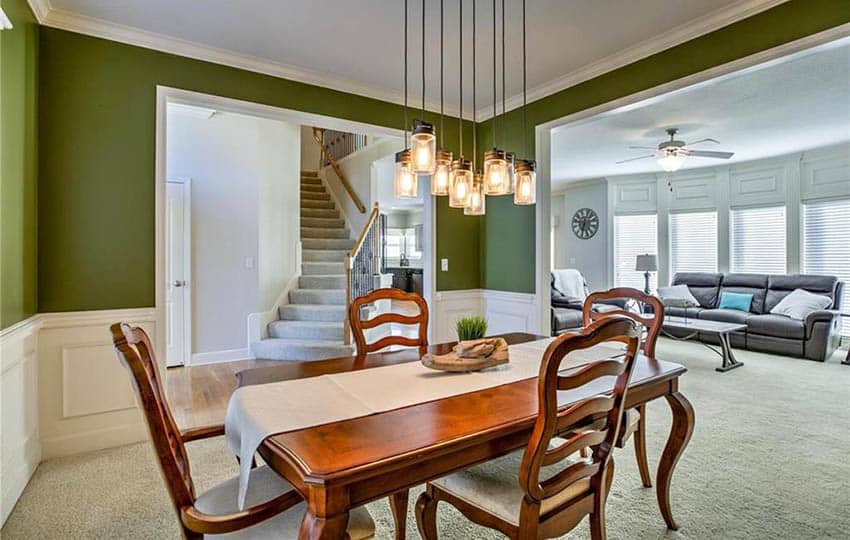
xmin=441 ymin=258 xmax=449 ymax=272
xmin=245 ymin=257 xmax=255 ymax=269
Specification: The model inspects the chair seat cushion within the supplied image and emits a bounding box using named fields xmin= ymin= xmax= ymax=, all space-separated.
xmin=747 ymin=314 xmax=805 ymax=339
xmin=431 ymin=450 xmax=590 ymax=526
xmin=196 ymin=466 xmax=374 ymax=539
xmin=698 ymin=309 xmax=751 ymax=325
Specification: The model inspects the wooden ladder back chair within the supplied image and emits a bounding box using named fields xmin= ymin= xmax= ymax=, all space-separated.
xmin=110 ymin=323 xmax=304 ymax=539
xmin=349 ymin=287 xmax=429 ymax=362
xmin=581 ymin=287 xmax=663 ymax=488
xmin=416 ymin=316 xmax=640 ymax=540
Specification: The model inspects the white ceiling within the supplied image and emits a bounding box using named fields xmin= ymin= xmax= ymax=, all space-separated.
xmin=37 ymin=0 xmax=780 ymax=117
xmin=550 ymin=39 xmax=850 ymax=191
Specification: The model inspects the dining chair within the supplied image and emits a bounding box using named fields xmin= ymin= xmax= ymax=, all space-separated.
xmin=582 ymin=287 xmax=664 ymax=488
xmin=348 ymin=287 xmax=429 ymax=362
xmin=110 ymin=323 xmax=375 ymax=540
xmin=348 ymin=287 xmax=429 ymax=539
xmin=415 ymin=316 xmax=641 ymax=540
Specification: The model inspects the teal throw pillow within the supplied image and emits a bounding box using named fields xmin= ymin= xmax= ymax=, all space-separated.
xmin=718 ymin=292 xmax=753 ymax=312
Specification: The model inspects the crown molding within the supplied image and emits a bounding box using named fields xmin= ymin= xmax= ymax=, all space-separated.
xmin=30 ymin=0 xmax=786 ymax=123
xmin=476 ymin=0 xmax=788 ymax=121
xmin=31 ymin=3 xmax=459 ymax=118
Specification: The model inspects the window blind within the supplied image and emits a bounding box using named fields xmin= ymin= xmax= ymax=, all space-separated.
xmin=669 ymin=211 xmax=718 ymax=275
xmin=730 ymin=205 xmax=786 ymax=274
xmin=614 ymin=214 xmax=658 ymax=291
xmin=803 ymin=198 xmax=850 ymax=337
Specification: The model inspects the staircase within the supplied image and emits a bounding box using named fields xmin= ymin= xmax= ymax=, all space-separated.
xmin=251 ymin=171 xmax=355 ymax=361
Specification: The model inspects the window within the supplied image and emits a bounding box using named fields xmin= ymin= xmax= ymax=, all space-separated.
xmin=730 ymin=205 xmax=786 ymax=274
xmin=803 ymin=198 xmax=850 ymax=337
xmin=385 ymin=227 xmax=422 ymax=265
xmin=669 ymin=211 xmax=718 ymax=275
xmin=614 ymin=214 xmax=658 ymax=291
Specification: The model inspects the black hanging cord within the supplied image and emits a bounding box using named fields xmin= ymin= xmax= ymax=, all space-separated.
xmin=472 ymin=0 xmax=477 ymax=171
xmin=403 ymin=0 xmax=408 ymax=143
xmin=458 ymin=0 xmax=463 ymax=156
xmin=501 ymin=0 xmax=505 ymax=146
xmin=522 ymin=0 xmax=527 ymax=158
xmin=491 ymin=0 xmax=496 ymax=147
xmin=421 ymin=0 xmax=426 ymax=116
xmin=440 ymin=0 xmax=445 ymax=139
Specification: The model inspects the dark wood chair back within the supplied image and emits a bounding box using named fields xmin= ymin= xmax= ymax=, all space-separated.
xmin=519 ymin=316 xmax=640 ymax=516
xmin=110 ymin=323 xmax=196 ymax=511
xmin=582 ymin=287 xmax=664 ymax=358
xmin=349 ymin=288 xmax=429 ymax=362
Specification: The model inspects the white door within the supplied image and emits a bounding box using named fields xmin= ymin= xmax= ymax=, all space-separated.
xmin=166 ymin=180 xmax=190 ymax=366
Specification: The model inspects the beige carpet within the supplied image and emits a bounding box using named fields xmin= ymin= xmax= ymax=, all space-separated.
xmin=3 ymin=339 xmax=849 ymax=539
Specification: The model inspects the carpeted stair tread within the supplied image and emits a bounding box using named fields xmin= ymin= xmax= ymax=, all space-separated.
xmin=299 ymin=275 xmax=346 ymax=289
xmin=251 ymin=339 xmax=352 ymax=362
xmin=280 ymin=304 xmax=346 ymax=322
xmin=302 ymin=249 xmax=349 ymax=262
xmin=267 ymin=320 xmax=344 ymax=340
xmin=301 ymin=227 xmax=350 ymax=239
xmin=290 ymin=288 xmax=345 ymax=305
xmin=301 ymin=191 xmax=331 ymax=201
xmin=301 ymin=199 xmax=335 ymax=210
xmin=302 ymin=208 xmax=340 ymax=219
xmin=302 ymin=238 xmax=355 ymax=250
xmin=302 ymin=217 xmax=345 ymax=228
xmin=302 ymin=262 xmax=345 ymax=275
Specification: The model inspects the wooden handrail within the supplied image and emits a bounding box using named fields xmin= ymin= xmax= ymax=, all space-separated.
xmin=312 ymin=127 xmax=367 ymax=214
xmin=344 ymin=203 xmax=381 ymax=345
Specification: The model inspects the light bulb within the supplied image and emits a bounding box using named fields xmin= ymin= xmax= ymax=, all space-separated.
xmin=464 ymin=174 xmax=486 ymax=215
xmin=411 ymin=120 xmax=437 ymax=174
xmin=394 ymin=149 xmax=418 ymax=199
xmin=483 ymin=149 xmax=510 ymax=195
xmin=449 ymin=159 xmax=473 ymax=208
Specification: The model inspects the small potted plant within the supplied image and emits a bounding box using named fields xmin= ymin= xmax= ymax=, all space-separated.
xmin=456 ymin=315 xmax=488 ymax=342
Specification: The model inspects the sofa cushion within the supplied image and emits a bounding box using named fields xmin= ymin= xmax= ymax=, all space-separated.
xmin=671 ymin=272 xmax=722 ymax=308
xmin=765 ymin=274 xmax=838 ymax=312
xmin=698 ymin=309 xmax=751 ymax=325
xmin=664 ymin=306 xmax=704 ymax=318
xmin=747 ymin=314 xmax=805 ymax=339
xmin=770 ymin=288 xmax=833 ymax=320
xmin=552 ymin=308 xmax=583 ymax=331
xmin=720 ymin=273 xmax=769 ymax=313
xmin=657 ymin=285 xmax=700 ymax=307
xmin=718 ymin=292 xmax=753 ymax=312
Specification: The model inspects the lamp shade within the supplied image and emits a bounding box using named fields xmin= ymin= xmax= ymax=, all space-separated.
xmin=635 ymin=254 xmax=658 ymax=272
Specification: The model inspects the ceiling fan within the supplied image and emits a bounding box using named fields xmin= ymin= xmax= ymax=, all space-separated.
xmin=617 ymin=128 xmax=735 ymax=172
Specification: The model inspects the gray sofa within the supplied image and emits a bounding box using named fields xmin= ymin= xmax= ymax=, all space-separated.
xmin=551 ymin=273 xmax=625 ymax=335
xmin=666 ymin=272 xmax=845 ymax=361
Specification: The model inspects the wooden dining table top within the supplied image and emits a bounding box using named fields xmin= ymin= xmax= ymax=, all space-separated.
xmin=236 ymin=332 xmax=686 ymax=482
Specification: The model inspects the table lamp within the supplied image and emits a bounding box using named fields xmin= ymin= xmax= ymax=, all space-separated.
xmin=635 ymin=254 xmax=657 ymax=295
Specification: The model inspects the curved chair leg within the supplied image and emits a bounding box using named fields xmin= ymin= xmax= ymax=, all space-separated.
xmin=634 ymin=404 xmax=652 ymax=488
xmin=415 ymin=486 xmax=439 ymax=540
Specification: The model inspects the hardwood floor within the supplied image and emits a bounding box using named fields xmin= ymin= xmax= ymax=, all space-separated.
xmin=166 ymin=359 xmax=279 ymax=430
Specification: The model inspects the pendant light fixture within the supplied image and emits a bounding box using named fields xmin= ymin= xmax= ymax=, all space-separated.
xmin=449 ymin=0 xmax=472 ymax=208
xmin=502 ymin=1 xmax=516 ymax=194
xmin=394 ymin=0 xmax=418 ymax=198
xmin=431 ymin=0 xmax=452 ymax=196
xmin=411 ymin=0 xmax=437 ymax=174
xmin=483 ymin=0 xmax=510 ymax=196
xmin=465 ymin=0 xmax=486 ymax=215
xmin=514 ymin=0 xmax=536 ymax=205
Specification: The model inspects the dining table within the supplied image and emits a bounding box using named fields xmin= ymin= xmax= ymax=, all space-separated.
xmin=230 ymin=332 xmax=694 ymax=540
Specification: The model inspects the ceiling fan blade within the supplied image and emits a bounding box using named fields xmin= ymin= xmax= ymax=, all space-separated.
xmin=616 ymin=155 xmax=654 ymax=164
xmin=628 ymin=145 xmax=656 ymax=150
xmin=687 ymin=138 xmax=720 ymax=146
xmin=686 ymin=150 xmax=734 ymax=159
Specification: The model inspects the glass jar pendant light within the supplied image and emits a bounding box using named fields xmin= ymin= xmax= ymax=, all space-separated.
xmin=395 ymin=149 xmax=418 ymax=198
xmin=431 ymin=0 xmax=452 ymax=196
xmin=483 ymin=0 xmax=511 ymax=196
xmin=449 ymin=158 xmax=473 ymax=207
xmin=514 ymin=158 xmax=536 ymax=205
xmin=411 ymin=119 xmax=437 ymax=174
xmin=465 ymin=173 xmax=486 ymax=215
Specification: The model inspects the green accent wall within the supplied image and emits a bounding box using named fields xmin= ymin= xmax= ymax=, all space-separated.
xmin=479 ymin=0 xmax=850 ymax=293
xmin=37 ymin=28 xmax=479 ymax=313
xmin=0 ymin=0 xmax=38 ymax=329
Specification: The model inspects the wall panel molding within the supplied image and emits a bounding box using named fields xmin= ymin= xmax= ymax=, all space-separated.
xmin=800 ymin=143 xmax=850 ymax=200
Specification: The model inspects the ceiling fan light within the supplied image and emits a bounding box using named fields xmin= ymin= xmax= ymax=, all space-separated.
xmin=411 ymin=119 xmax=437 ymax=174
xmin=394 ymin=149 xmax=418 ymax=199
xmin=657 ymin=149 xmax=687 ymax=172
xmin=514 ymin=159 xmax=536 ymax=205
xmin=431 ymin=149 xmax=453 ymax=196
xmin=449 ymin=158 xmax=473 ymax=208
xmin=483 ymin=149 xmax=510 ymax=195
xmin=464 ymin=173 xmax=486 ymax=215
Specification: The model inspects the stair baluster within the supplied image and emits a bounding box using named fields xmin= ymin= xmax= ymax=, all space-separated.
xmin=345 ymin=204 xmax=383 ymax=345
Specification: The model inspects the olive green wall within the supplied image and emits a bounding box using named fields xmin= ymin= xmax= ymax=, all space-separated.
xmin=0 ymin=0 xmax=38 ymax=329
xmin=479 ymin=0 xmax=850 ymax=293
xmin=37 ymin=28 xmax=478 ymax=313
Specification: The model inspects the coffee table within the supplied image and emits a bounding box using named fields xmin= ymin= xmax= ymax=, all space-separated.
xmin=662 ymin=316 xmax=746 ymax=372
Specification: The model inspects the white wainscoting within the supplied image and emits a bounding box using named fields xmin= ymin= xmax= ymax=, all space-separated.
xmin=1 ymin=317 xmax=40 ymax=525
xmin=37 ymin=308 xmax=156 ymax=460
xmin=431 ymin=289 xmax=540 ymax=343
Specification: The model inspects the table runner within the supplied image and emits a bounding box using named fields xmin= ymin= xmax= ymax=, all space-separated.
xmin=225 ymin=338 xmax=623 ymax=508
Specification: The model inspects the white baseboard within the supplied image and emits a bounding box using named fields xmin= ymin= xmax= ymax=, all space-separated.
xmin=190 ymin=347 xmax=253 ymax=365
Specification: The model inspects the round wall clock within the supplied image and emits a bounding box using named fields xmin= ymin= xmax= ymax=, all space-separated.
xmin=571 ymin=208 xmax=599 ymax=239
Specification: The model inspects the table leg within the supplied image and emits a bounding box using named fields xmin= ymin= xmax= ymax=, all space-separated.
xmin=299 ymin=509 xmax=349 ymax=540
xmin=656 ymin=391 xmax=695 ymax=531
xmin=715 ymin=332 xmax=744 ymax=373
xmin=390 ymin=490 xmax=409 ymax=539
